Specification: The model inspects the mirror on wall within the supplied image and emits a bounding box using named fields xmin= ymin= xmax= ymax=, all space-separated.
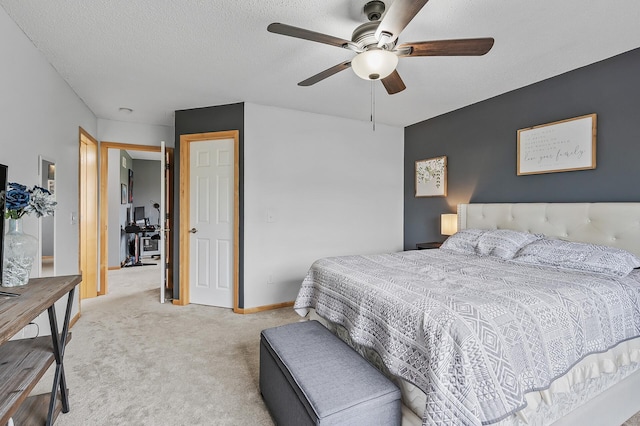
xmin=39 ymin=155 xmax=55 ymax=277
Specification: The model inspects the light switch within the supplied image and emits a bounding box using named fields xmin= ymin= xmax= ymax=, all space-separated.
xmin=70 ymin=212 xmax=78 ymax=225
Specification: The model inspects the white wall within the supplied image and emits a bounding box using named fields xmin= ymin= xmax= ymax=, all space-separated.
xmin=1 ymin=7 xmax=97 ymax=336
xmin=243 ymin=103 xmax=404 ymax=309
xmin=97 ymin=118 xmax=174 ymax=147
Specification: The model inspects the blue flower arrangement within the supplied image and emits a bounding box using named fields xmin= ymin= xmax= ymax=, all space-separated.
xmin=2 ymin=182 xmax=57 ymax=219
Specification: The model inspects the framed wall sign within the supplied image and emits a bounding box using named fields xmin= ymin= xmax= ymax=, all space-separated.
xmin=517 ymin=113 xmax=596 ymax=175
xmin=128 ymin=169 xmax=134 ymax=203
xmin=415 ymin=156 xmax=447 ymax=197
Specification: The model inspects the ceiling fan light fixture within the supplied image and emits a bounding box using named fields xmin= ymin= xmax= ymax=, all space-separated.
xmin=351 ymin=49 xmax=398 ymax=81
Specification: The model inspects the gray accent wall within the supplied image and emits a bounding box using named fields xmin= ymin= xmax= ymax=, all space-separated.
xmin=132 ymin=159 xmax=162 ymax=227
xmin=404 ymin=47 xmax=640 ymax=250
xmin=174 ymin=103 xmax=245 ymax=306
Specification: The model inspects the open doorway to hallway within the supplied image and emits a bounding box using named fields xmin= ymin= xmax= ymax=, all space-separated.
xmin=99 ymin=142 xmax=174 ymax=300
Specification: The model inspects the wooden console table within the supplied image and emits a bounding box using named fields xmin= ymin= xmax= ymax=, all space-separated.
xmin=0 ymin=274 xmax=81 ymax=426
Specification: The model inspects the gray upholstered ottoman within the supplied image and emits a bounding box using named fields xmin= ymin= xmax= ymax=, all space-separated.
xmin=259 ymin=320 xmax=401 ymax=426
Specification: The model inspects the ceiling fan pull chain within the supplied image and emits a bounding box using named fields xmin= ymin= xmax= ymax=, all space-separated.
xmin=371 ymin=81 xmax=376 ymax=131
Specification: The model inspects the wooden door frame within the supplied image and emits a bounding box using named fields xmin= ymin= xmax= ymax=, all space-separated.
xmin=79 ymin=128 xmax=99 ymax=299
xmin=177 ymin=130 xmax=240 ymax=311
xmin=98 ymin=142 xmax=174 ymax=296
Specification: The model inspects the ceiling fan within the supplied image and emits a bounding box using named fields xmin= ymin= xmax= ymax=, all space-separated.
xmin=267 ymin=0 xmax=494 ymax=95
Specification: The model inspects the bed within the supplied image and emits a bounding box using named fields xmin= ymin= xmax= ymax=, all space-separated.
xmin=294 ymin=203 xmax=640 ymax=426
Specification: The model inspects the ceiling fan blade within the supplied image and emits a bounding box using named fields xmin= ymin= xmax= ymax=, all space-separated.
xmin=375 ymin=0 xmax=429 ymax=46
xmin=381 ymin=70 xmax=406 ymax=95
xmin=298 ymin=61 xmax=352 ymax=86
xmin=398 ymin=38 xmax=495 ymax=57
xmin=268 ymin=23 xmax=352 ymax=49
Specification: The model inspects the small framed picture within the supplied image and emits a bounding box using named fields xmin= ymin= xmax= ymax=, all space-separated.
xmin=47 ymin=179 xmax=55 ymax=195
xmin=415 ymin=156 xmax=447 ymax=197
xmin=121 ymin=184 xmax=128 ymax=204
xmin=128 ymin=169 xmax=134 ymax=203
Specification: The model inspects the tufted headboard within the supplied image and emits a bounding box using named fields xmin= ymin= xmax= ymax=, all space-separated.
xmin=458 ymin=203 xmax=640 ymax=257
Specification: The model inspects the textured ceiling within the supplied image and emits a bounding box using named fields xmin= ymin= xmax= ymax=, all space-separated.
xmin=2 ymin=0 xmax=640 ymax=128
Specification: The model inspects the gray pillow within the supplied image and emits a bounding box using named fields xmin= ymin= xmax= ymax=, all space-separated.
xmin=476 ymin=229 xmax=542 ymax=259
xmin=513 ymin=238 xmax=640 ymax=277
xmin=440 ymin=229 xmax=487 ymax=255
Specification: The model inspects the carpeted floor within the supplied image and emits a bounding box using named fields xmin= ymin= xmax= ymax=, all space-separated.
xmin=626 ymin=413 xmax=640 ymax=425
xmin=34 ymin=261 xmax=300 ymax=425
xmin=31 ymin=261 xmax=640 ymax=425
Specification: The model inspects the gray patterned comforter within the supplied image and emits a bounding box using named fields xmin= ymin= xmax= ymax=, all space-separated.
xmin=293 ymin=249 xmax=640 ymax=425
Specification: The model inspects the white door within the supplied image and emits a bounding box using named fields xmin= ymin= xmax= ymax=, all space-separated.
xmin=189 ymin=138 xmax=234 ymax=307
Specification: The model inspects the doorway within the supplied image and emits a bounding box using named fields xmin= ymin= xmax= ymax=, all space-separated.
xmin=178 ymin=131 xmax=239 ymax=310
xmin=99 ymin=142 xmax=174 ymax=297
xmin=38 ymin=155 xmax=56 ymax=278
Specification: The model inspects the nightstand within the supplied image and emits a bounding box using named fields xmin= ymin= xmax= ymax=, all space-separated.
xmin=416 ymin=241 xmax=442 ymax=250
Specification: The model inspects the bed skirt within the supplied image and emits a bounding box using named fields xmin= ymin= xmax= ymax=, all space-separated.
xmin=308 ymin=310 xmax=640 ymax=425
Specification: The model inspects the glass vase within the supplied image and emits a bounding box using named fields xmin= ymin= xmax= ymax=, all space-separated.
xmin=2 ymin=218 xmax=38 ymax=287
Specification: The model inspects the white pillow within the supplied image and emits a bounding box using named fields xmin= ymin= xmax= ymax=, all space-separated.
xmin=440 ymin=229 xmax=487 ymax=255
xmin=513 ymin=238 xmax=640 ymax=277
xmin=476 ymin=229 xmax=542 ymax=259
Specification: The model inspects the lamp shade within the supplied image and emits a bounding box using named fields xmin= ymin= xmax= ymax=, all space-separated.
xmin=441 ymin=214 xmax=458 ymax=236
xmin=351 ymin=49 xmax=398 ymax=81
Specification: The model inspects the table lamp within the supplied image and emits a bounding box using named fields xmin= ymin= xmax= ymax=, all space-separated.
xmin=441 ymin=214 xmax=458 ymax=236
